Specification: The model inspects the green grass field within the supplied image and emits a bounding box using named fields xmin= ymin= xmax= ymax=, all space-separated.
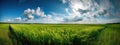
xmin=0 ymin=24 xmax=120 ymax=45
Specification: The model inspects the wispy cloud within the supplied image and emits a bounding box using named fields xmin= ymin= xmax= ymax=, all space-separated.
xmin=7 ymin=0 xmax=120 ymax=23
xmin=14 ymin=17 xmax=22 ymax=21
xmin=62 ymin=0 xmax=67 ymax=4
xmin=60 ymin=0 xmax=117 ymax=23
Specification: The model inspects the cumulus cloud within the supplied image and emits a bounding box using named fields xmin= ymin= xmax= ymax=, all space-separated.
xmin=24 ymin=8 xmax=35 ymax=21
xmin=27 ymin=15 xmax=34 ymax=19
xmin=36 ymin=7 xmax=46 ymax=17
xmin=60 ymin=0 xmax=114 ymax=23
xmin=8 ymin=0 xmax=120 ymax=24
xmin=23 ymin=7 xmax=47 ymax=21
xmin=24 ymin=8 xmax=35 ymax=15
xmin=22 ymin=7 xmax=55 ymax=23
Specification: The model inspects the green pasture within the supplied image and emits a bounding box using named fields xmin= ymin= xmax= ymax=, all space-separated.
xmin=0 ymin=24 xmax=120 ymax=45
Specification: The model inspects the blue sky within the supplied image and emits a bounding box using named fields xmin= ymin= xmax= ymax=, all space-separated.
xmin=0 ymin=0 xmax=120 ymax=23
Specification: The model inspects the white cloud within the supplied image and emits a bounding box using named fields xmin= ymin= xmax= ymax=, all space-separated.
xmin=27 ymin=15 xmax=34 ymax=19
xmin=60 ymin=0 xmax=114 ymax=23
xmin=62 ymin=0 xmax=67 ymax=4
xmin=14 ymin=17 xmax=22 ymax=21
xmin=24 ymin=8 xmax=35 ymax=21
xmin=68 ymin=0 xmax=93 ymax=10
xmin=65 ymin=8 xmax=70 ymax=14
xmin=7 ymin=19 xmax=12 ymax=22
xmin=7 ymin=0 xmax=119 ymax=24
xmin=22 ymin=7 xmax=56 ymax=23
xmin=23 ymin=7 xmax=46 ymax=21
xmin=36 ymin=7 xmax=46 ymax=17
xmin=24 ymin=8 xmax=35 ymax=15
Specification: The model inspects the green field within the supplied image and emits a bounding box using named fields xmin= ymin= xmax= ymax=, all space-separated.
xmin=0 ymin=24 xmax=120 ymax=45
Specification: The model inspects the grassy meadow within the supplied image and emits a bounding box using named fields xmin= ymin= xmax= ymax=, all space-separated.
xmin=0 ymin=24 xmax=120 ymax=45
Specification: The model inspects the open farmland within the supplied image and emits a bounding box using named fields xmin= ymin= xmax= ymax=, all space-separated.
xmin=0 ymin=24 xmax=120 ymax=45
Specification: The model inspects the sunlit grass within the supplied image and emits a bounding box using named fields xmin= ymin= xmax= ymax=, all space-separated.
xmin=9 ymin=24 xmax=106 ymax=45
xmin=0 ymin=24 xmax=120 ymax=45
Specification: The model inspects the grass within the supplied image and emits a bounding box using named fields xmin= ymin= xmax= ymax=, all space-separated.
xmin=0 ymin=24 xmax=12 ymax=45
xmin=0 ymin=24 xmax=120 ymax=45
xmin=96 ymin=24 xmax=120 ymax=45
